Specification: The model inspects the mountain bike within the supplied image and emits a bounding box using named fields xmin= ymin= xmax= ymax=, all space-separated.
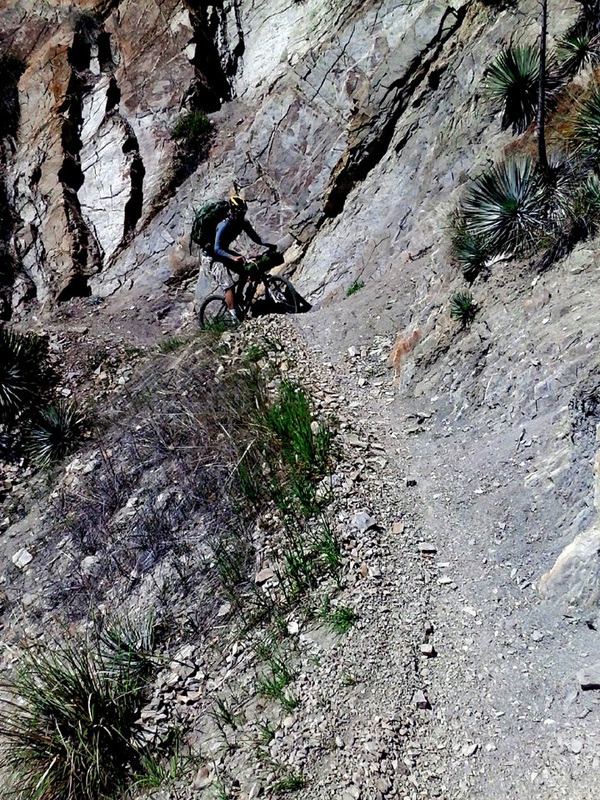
xmin=198 ymin=252 xmax=309 ymax=329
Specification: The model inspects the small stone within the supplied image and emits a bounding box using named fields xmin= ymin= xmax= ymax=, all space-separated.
xmin=12 ymin=548 xmax=33 ymax=569
xmin=406 ymin=477 xmax=417 ymax=487
xmin=216 ymin=602 xmax=232 ymax=618
xmin=412 ymin=690 xmax=430 ymax=709
xmin=437 ymin=576 xmax=453 ymax=585
xmin=462 ymin=743 xmax=478 ymax=757
xmin=80 ymin=555 xmax=98 ymax=574
xmin=531 ymin=630 xmax=544 ymax=642
xmin=193 ymin=765 xmax=213 ymax=789
xmin=287 ymin=620 xmax=299 ymax=635
xmin=369 ymin=564 xmax=382 ymax=578
xmin=417 ymin=541 xmax=437 ymax=554
xmin=392 ymin=521 xmax=405 ymax=534
xmin=485 ymin=742 xmax=497 ymax=752
xmin=255 ymin=567 xmax=275 ymax=584
xmin=420 ymin=643 xmax=436 ymax=657
xmin=352 ymin=511 xmax=376 ymax=532
xmin=570 ymin=738 xmax=583 ymax=754
xmin=578 ymin=664 xmax=600 ymax=690
xmin=348 ymin=346 xmax=359 ymax=357
xmin=21 ymin=592 xmax=37 ymax=608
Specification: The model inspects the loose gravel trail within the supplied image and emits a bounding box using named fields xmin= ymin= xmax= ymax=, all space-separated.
xmin=294 ymin=298 xmax=600 ymax=800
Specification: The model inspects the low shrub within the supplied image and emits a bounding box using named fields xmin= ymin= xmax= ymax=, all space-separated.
xmin=573 ymin=82 xmax=600 ymax=161
xmin=557 ymin=22 xmax=600 ymax=77
xmin=449 ymin=217 xmax=491 ymax=281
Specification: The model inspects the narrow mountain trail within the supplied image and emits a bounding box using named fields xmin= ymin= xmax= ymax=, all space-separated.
xmin=294 ymin=300 xmax=600 ymax=800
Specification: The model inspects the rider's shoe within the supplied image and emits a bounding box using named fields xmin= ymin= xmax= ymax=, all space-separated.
xmin=228 ymin=308 xmax=240 ymax=323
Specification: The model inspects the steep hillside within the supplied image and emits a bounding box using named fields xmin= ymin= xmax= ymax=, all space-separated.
xmin=2 ymin=0 xmax=600 ymax=798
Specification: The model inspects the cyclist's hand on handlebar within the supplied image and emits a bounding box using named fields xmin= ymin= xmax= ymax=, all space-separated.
xmin=233 ymin=255 xmax=246 ymax=267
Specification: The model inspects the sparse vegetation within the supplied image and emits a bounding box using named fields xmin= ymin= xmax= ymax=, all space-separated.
xmin=450 ymin=290 xmax=477 ymax=328
xmin=172 ymin=109 xmax=213 ymax=149
xmin=324 ymin=604 xmax=357 ymax=634
xmin=0 ymin=624 xmax=155 ymax=800
xmin=346 ymin=279 xmax=365 ymax=296
xmin=272 ymin=773 xmax=305 ymax=793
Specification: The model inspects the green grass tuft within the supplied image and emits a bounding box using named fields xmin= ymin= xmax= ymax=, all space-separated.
xmin=172 ymin=110 xmax=212 ymax=148
xmin=346 ymin=279 xmax=365 ymax=296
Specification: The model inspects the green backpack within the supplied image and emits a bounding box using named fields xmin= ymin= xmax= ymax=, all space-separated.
xmin=190 ymin=199 xmax=229 ymax=254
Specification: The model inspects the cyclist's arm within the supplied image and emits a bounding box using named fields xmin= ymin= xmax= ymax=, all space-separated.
xmin=243 ymin=219 xmax=276 ymax=249
xmin=214 ymin=220 xmax=245 ymax=265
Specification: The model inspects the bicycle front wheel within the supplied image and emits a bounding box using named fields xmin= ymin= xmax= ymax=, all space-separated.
xmin=198 ymin=294 xmax=237 ymax=330
xmin=264 ymin=276 xmax=299 ymax=315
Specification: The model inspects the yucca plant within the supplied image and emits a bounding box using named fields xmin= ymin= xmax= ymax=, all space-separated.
xmin=450 ymin=290 xmax=478 ymax=328
xmin=460 ymin=156 xmax=547 ymax=255
xmin=574 ymin=82 xmax=600 ymax=161
xmin=0 ymin=327 xmax=47 ymax=422
xmin=557 ymin=23 xmax=600 ymax=77
xmin=485 ymin=45 xmax=541 ymax=133
xmin=0 ymin=632 xmax=154 ymax=800
xmin=449 ymin=218 xmax=492 ymax=281
xmin=24 ymin=400 xmax=84 ymax=467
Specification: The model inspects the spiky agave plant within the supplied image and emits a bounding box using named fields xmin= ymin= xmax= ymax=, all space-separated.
xmin=485 ymin=44 xmax=541 ymax=133
xmin=0 ymin=327 xmax=47 ymax=422
xmin=449 ymin=216 xmax=492 ymax=281
xmin=450 ymin=290 xmax=478 ymax=328
xmin=574 ymin=82 xmax=600 ymax=161
xmin=460 ymin=156 xmax=547 ymax=256
xmin=557 ymin=22 xmax=600 ymax=77
xmin=24 ymin=400 xmax=84 ymax=467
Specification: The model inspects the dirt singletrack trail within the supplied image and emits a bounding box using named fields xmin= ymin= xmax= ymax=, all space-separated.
xmin=294 ymin=280 xmax=600 ymax=800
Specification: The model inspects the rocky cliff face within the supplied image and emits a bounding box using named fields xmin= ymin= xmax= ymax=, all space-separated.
xmin=0 ymin=0 xmax=572 ymax=312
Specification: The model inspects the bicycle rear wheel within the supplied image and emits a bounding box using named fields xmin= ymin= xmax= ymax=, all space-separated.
xmin=198 ymin=294 xmax=237 ymax=329
xmin=263 ymin=276 xmax=299 ymax=315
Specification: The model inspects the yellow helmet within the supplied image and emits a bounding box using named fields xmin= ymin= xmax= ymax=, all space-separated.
xmin=229 ymin=195 xmax=248 ymax=213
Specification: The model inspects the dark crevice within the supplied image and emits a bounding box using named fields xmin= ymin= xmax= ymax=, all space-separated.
xmin=0 ymin=53 xmax=26 ymax=319
xmin=322 ymin=5 xmax=466 ymax=220
xmin=106 ymin=76 xmax=120 ymax=113
xmin=57 ymin=22 xmax=105 ymax=299
xmin=97 ymin=32 xmax=114 ymax=71
xmin=56 ymin=273 xmax=91 ymax=302
xmin=123 ymin=149 xmax=145 ymax=239
xmin=184 ymin=0 xmax=243 ymax=111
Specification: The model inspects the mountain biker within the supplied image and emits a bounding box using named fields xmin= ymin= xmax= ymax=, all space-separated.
xmin=210 ymin=195 xmax=277 ymax=316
